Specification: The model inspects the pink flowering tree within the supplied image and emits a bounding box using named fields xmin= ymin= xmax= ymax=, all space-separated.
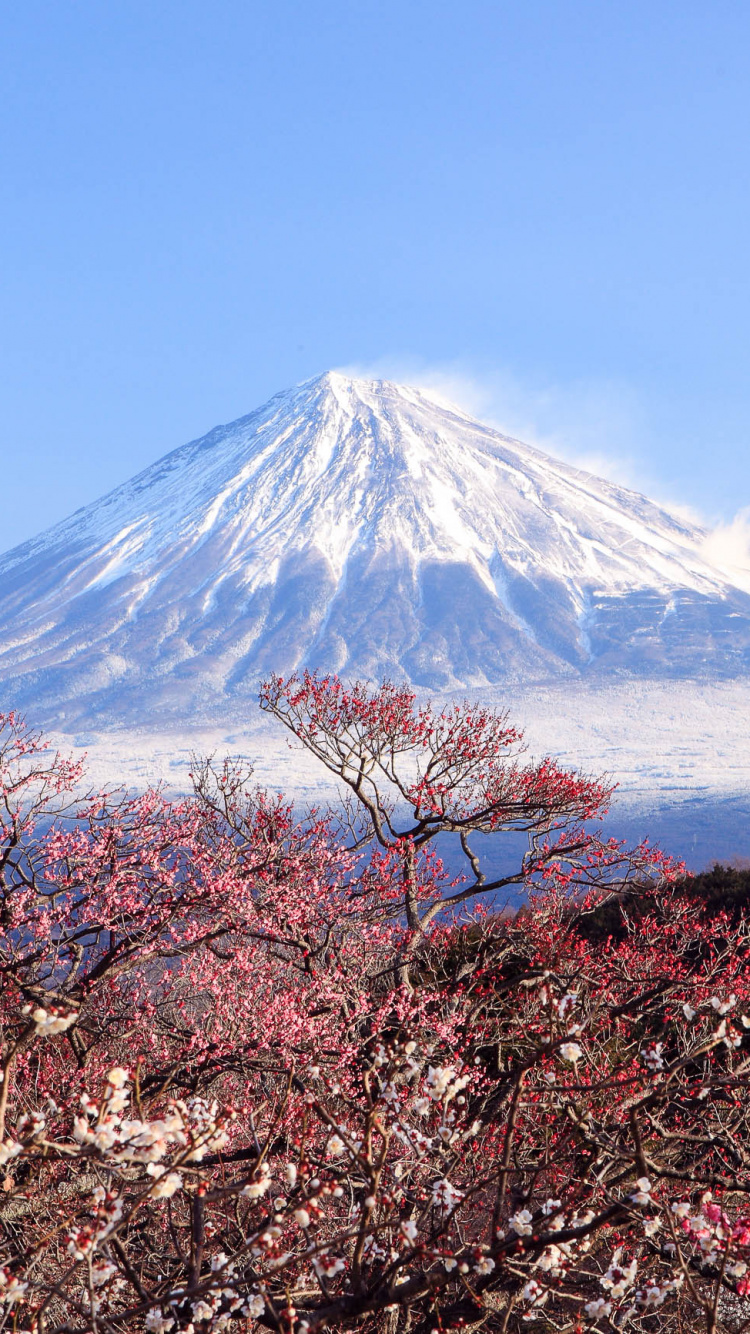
xmin=0 ymin=684 xmax=748 ymax=1334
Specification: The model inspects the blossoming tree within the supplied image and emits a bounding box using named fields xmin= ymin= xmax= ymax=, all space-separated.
xmin=0 ymin=683 xmax=749 ymax=1334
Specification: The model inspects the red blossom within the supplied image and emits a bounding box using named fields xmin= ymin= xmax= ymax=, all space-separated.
xmin=0 ymin=693 xmax=744 ymax=1334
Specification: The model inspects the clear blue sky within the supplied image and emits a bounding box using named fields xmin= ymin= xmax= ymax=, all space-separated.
xmin=2 ymin=1 xmax=750 ymax=550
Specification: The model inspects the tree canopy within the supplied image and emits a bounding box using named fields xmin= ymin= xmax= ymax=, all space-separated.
xmin=0 ymin=678 xmax=748 ymax=1334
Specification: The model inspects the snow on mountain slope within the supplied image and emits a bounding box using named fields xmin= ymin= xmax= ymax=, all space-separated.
xmin=1 ymin=370 xmax=749 ymax=726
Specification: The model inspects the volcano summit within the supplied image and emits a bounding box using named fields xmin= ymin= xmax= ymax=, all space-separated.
xmin=1 ymin=371 xmax=749 ymax=725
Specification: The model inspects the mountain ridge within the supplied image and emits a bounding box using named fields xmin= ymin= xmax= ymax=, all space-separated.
xmin=1 ymin=370 xmax=749 ymax=726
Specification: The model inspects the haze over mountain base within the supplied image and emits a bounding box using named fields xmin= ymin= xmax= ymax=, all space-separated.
xmin=51 ymin=677 xmax=750 ymax=872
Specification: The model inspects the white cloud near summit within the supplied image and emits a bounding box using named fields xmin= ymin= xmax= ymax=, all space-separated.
xmin=702 ymin=509 xmax=750 ymax=593
xmin=338 ymin=358 xmax=750 ymax=593
xmin=337 ymin=358 xmax=650 ymax=493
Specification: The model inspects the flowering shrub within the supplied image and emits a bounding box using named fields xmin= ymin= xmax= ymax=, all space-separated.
xmin=0 ymin=685 xmax=748 ymax=1333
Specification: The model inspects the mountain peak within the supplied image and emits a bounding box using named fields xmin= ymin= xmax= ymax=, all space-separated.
xmin=290 ymin=368 xmax=470 ymax=425
xmin=0 ymin=374 xmax=748 ymax=726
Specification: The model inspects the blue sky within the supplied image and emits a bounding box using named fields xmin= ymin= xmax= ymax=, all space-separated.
xmin=2 ymin=1 xmax=750 ymax=550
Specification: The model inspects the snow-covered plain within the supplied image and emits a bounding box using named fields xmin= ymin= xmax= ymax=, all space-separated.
xmin=48 ymin=677 xmax=750 ymax=870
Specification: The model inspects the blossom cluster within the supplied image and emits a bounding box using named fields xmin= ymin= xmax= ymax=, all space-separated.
xmin=0 ymin=689 xmax=747 ymax=1334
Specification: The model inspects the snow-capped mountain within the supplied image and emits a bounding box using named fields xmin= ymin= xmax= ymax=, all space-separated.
xmin=1 ymin=370 xmax=749 ymax=725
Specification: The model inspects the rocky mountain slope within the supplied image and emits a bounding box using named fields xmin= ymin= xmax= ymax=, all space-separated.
xmin=1 ymin=371 xmax=749 ymax=725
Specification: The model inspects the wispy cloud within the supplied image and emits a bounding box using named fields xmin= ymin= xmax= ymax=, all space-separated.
xmin=701 ymin=509 xmax=750 ymax=591
xmin=336 ymin=358 xmax=750 ymax=579
xmin=337 ymin=356 xmax=656 ymax=494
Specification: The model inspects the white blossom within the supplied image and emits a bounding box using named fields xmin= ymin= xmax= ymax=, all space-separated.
xmin=91 ymin=1261 xmax=117 ymax=1287
xmin=636 ymin=1285 xmax=667 ymax=1308
xmin=642 ymin=1043 xmax=664 ymax=1071
xmin=558 ymin=1042 xmax=582 ymax=1064
xmin=0 ymin=1271 xmax=29 ymax=1306
xmin=556 ymin=991 xmax=578 ymax=1017
xmin=601 ymin=1251 xmax=637 ymax=1298
xmin=630 ymin=1176 xmax=652 ymax=1205
xmin=431 ymin=1178 xmax=463 ymax=1212
xmin=144 ymin=1311 xmax=175 ymax=1334
xmin=536 ymin=1245 xmax=566 ymax=1274
xmin=312 ymin=1253 xmax=346 ymax=1278
xmin=30 ymin=1007 xmax=77 ymax=1036
xmin=426 ymin=1065 xmax=455 ymax=1096
xmin=585 ymin=1298 xmax=612 ymax=1318
xmin=242 ymin=1163 xmax=272 ymax=1198
xmin=0 ymin=1139 xmax=22 ymax=1166
xmin=149 ymin=1171 xmax=182 ymax=1199
xmin=191 ymin=1300 xmax=214 ymax=1321
xmin=509 ymin=1209 xmax=534 ymax=1236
